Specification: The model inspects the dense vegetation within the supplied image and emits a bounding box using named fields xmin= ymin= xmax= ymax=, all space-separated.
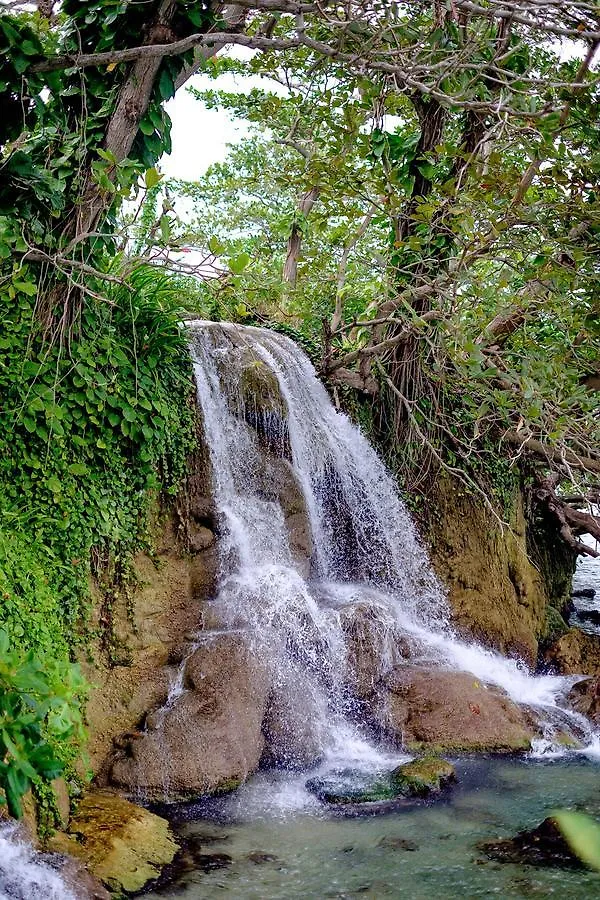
xmin=0 ymin=0 xmax=599 ymax=820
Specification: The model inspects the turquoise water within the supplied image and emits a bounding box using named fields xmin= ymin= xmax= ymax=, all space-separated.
xmin=145 ymin=757 xmax=600 ymax=899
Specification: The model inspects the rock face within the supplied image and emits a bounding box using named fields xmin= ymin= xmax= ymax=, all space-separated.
xmin=419 ymin=473 xmax=575 ymax=665
xmin=84 ymin=510 xmax=220 ymax=780
xmin=567 ymin=676 xmax=600 ymax=723
xmin=379 ymin=667 xmax=535 ymax=752
xmin=59 ymin=790 xmax=179 ymax=894
xmin=110 ymin=634 xmax=269 ymax=800
xmin=261 ymin=671 xmax=324 ymax=770
xmin=545 ymin=629 xmax=600 ymax=675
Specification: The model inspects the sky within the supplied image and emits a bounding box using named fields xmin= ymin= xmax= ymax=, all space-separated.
xmin=161 ymin=74 xmax=250 ymax=181
xmin=160 ymin=48 xmax=269 ymax=181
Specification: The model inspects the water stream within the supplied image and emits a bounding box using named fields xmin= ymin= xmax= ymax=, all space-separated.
xmin=0 ymin=825 xmax=75 ymax=900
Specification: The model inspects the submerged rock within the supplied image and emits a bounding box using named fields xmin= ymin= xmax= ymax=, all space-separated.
xmin=58 ymin=790 xmax=179 ymax=894
xmin=380 ymin=667 xmax=535 ymax=753
xmin=478 ymin=817 xmax=583 ymax=869
xmin=377 ymin=835 xmax=419 ymax=851
xmin=110 ymin=634 xmax=269 ymax=801
xmin=306 ymin=756 xmax=455 ymax=807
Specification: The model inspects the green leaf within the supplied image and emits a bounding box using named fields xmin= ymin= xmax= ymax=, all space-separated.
xmin=552 ymin=811 xmax=600 ymax=871
xmin=159 ymin=215 xmax=170 ymax=243
xmin=145 ymin=167 xmax=161 ymax=189
xmin=46 ymin=475 xmax=61 ymax=493
xmin=67 ymin=463 xmax=88 ymax=476
xmin=139 ymin=118 xmax=155 ymax=136
xmin=208 ymin=236 xmax=225 ymax=256
xmin=13 ymin=281 xmax=37 ymax=296
xmin=158 ymin=68 xmax=175 ymax=101
xmin=228 ymin=252 xmax=250 ymax=275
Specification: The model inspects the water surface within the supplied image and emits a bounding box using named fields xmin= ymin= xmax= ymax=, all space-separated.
xmin=146 ymin=757 xmax=600 ymax=899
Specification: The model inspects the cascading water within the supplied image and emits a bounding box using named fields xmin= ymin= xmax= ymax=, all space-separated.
xmin=0 ymin=824 xmax=76 ymax=900
xmin=186 ymin=320 xmax=597 ymax=789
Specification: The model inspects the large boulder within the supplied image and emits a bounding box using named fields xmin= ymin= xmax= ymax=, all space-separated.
xmin=110 ymin=634 xmax=269 ymax=801
xmin=261 ymin=670 xmax=324 ymax=769
xmin=379 ymin=667 xmax=535 ymax=752
xmin=56 ymin=790 xmax=178 ymax=895
xmin=339 ymin=603 xmax=415 ymax=703
xmin=545 ymin=628 xmax=600 ymax=675
xmin=567 ymin=676 xmax=600 ymax=723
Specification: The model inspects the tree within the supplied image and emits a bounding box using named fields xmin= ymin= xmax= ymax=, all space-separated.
xmin=2 ymin=0 xmax=599 ymax=551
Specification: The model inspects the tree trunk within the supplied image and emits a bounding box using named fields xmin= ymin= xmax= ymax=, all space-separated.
xmin=282 ymin=186 xmax=319 ymax=287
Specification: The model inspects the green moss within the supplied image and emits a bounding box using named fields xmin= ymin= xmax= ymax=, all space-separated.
xmin=406 ymin=737 xmax=531 ymax=753
xmin=214 ymin=777 xmax=243 ymax=795
xmin=391 ymin=756 xmax=456 ymax=795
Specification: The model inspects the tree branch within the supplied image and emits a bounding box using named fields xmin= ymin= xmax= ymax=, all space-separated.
xmin=503 ymin=431 xmax=600 ymax=476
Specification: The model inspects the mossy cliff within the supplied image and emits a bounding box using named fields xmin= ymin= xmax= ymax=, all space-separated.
xmin=416 ymin=470 xmax=575 ymax=666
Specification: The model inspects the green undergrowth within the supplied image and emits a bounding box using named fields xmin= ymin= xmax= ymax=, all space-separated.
xmin=0 ymin=262 xmax=195 ymax=818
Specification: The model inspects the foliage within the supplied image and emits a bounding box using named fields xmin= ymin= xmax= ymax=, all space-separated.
xmin=553 ymin=811 xmax=600 ymax=872
xmin=139 ymin=14 xmax=600 ymax=507
xmin=0 ymin=629 xmax=85 ymax=819
xmin=0 ymin=261 xmax=195 ymax=813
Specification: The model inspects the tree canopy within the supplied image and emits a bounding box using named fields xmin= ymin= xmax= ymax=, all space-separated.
xmin=1 ymin=0 xmax=599 ymax=548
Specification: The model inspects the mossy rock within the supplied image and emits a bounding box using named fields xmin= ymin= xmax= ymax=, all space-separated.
xmin=239 ymin=358 xmax=287 ymax=417
xmin=305 ymin=757 xmax=455 ymax=807
xmin=64 ymin=790 xmax=179 ymax=896
xmin=390 ymin=756 xmax=456 ymax=796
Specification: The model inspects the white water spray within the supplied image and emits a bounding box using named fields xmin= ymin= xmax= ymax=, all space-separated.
xmin=0 ymin=825 xmax=76 ymax=900
xmin=188 ymin=322 xmax=596 ymax=781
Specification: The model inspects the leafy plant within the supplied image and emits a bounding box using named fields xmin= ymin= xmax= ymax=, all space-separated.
xmin=0 ymin=630 xmax=85 ymax=818
xmin=553 ymin=810 xmax=600 ymax=872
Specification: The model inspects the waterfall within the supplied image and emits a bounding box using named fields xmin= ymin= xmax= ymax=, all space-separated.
xmin=0 ymin=825 xmax=76 ymax=900
xmin=188 ymin=321 xmax=595 ymax=768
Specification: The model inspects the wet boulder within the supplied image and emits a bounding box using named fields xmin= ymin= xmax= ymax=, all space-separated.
xmin=110 ymin=634 xmax=269 ymax=801
xmin=57 ymin=790 xmax=179 ymax=895
xmin=261 ymin=670 xmax=324 ymax=770
xmin=306 ymin=756 xmax=455 ymax=807
xmin=478 ymin=817 xmax=583 ymax=869
xmin=545 ymin=629 xmax=600 ymax=676
xmin=379 ymin=667 xmax=535 ymax=752
xmin=390 ymin=756 xmax=456 ymax=796
xmin=568 ymin=676 xmax=600 ymax=724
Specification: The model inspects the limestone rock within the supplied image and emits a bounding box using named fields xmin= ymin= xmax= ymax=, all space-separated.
xmin=63 ymin=790 xmax=178 ymax=894
xmin=545 ymin=628 xmax=600 ymax=675
xmin=420 ymin=473 xmax=575 ymax=665
xmin=380 ymin=667 xmax=535 ymax=752
xmin=568 ymin=676 xmax=600 ymax=723
xmin=110 ymin=634 xmax=269 ymax=800
xmin=261 ymin=671 xmax=324 ymax=769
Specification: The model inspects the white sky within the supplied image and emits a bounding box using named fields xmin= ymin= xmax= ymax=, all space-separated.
xmin=161 ymin=74 xmax=250 ymax=181
xmin=160 ymin=48 xmax=278 ymax=181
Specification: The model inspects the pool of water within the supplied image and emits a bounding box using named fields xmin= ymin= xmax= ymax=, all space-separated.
xmin=145 ymin=757 xmax=600 ymax=899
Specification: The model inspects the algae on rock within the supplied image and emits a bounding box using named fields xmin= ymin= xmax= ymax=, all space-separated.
xmin=58 ymin=790 xmax=178 ymax=895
